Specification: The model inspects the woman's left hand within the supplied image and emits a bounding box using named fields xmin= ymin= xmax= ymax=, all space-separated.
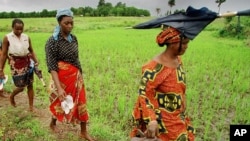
xmin=144 ymin=120 xmax=159 ymax=139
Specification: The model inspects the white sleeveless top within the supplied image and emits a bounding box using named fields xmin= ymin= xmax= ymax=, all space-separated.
xmin=7 ymin=32 xmax=30 ymax=56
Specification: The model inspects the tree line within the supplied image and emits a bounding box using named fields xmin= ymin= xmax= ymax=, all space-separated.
xmin=0 ymin=0 xmax=228 ymax=18
xmin=0 ymin=1 xmax=150 ymax=18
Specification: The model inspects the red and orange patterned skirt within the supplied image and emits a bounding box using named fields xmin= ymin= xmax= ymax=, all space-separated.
xmin=49 ymin=61 xmax=88 ymax=124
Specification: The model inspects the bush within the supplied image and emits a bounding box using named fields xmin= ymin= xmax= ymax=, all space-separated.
xmin=219 ymin=16 xmax=250 ymax=39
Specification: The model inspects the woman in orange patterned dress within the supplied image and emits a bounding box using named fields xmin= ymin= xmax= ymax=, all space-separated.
xmin=45 ymin=9 xmax=95 ymax=141
xmin=130 ymin=26 xmax=195 ymax=141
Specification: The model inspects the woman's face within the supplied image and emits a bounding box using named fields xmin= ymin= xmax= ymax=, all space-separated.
xmin=59 ymin=16 xmax=73 ymax=35
xmin=169 ymin=38 xmax=190 ymax=56
xmin=12 ymin=23 xmax=24 ymax=37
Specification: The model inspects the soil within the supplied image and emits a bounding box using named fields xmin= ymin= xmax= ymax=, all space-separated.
xmin=0 ymin=91 xmax=83 ymax=141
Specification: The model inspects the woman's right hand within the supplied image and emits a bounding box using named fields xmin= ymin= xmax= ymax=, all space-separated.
xmin=57 ymin=87 xmax=66 ymax=102
xmin=50 ymin=71 xmax=66 ymax=102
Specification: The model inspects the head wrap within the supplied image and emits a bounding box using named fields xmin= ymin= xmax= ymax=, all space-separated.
xmin=53 ymin=8 xmax=73 ymax=42
xmin=156 ymin=26 xmax=181 ymax=45
xmin=56 ymin=8 xmax=74 ymax=20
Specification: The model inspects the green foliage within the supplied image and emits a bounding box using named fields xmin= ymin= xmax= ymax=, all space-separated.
xmin=168 ymin=0 xmax=176 ymax=7
xmin=0 ymin=17 xmax=154 ymax=33
xmin=0 ymin=108 xmax=55 ymax=141
xmin=218 ymin=16 xmax=250 ymax=39
xmin=168 ymin=0 xmax=176 ymax=14
xmin=0 ymin=1 xmax=150 ymax=18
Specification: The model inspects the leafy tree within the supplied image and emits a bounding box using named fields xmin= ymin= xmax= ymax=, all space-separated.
xmin=97 ymin=2 xmax=113 ymax=16
xmin=113 ymin=2 xmax=126 ymax=16
xmin=168 ymin=0 xmax=175 ymax=14
xmin=215 ymin=0 xmax=226 ymax=13
xmin=83 ymin=6 xmax=94 ymax=16
xmin=125 ymin=7 xmax=138 ymax=16
xmin=77 ymin=7 xmax=84 ymax=16
xmin=29 ymin=11 xmax=38 ymax=17
xmin=174 ymin=9 xmax=185 ymax=14
xmin=40 ymin=9 xmax=48 ymax=17
xmin=0 ymin=0 xmax=150 ymax=18
xmin=70 ymin=7 xmax=78 ymax=16
xmin=137 ymin=9 xmax=150 ymax=17
xmin=98 ymin=0 xmax=106 ymax=8
xmin=0 ymin=12 xmax=9 ymax=18
xmin=156 ymin=8 xmax=161 ymax=17
xmin=115 ymin=2 xmax=126 ymax=8
xmin=9 ymin=11 xmax=16 ymax=18
xmin=112 ymin=7 xmax=124 ymax=16
xmin=17 ymin=12 xmax=24 ymax=18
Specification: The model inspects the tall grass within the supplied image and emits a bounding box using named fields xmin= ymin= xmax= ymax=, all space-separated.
xmin=0 ymin=17 xmax=250 ymax=141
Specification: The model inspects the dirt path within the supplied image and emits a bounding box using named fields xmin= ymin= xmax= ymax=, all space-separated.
xmin=0 ymin=91 xmax=83 ymax=141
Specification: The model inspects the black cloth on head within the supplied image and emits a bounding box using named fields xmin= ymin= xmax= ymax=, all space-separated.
xmin=133 ymin=6 xmax=218 ymax=40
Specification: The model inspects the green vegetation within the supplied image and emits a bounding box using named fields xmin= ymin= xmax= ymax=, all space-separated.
xmin=0 ymin=17 xmax=250 ymax=141
xmin=219 ymin=16 xmax=250 ymax=39
xmin=0 ymin=107 xmax=56 ymax=141
xmin=0 ymin=0 xmax=150 ymax=18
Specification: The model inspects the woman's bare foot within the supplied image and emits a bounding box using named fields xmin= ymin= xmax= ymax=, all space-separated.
xmin=50 ymin=125 xmax=61 ymax=133
xmin=80 ymin=133 xmax=96 ymax=141
xmin=50 ymin=122 xmax=60 ymax=133
xmin=49 ymin=118 xmax=63 ymax=134
xmin=29 ymin=106 xmax=38 ymax=112
xmin=9 ymin=94 xmax=16 ymax=107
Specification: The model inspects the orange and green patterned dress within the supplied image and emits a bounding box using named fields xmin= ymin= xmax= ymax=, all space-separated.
xmin=130 ymin=57 xmax=195 ymax=141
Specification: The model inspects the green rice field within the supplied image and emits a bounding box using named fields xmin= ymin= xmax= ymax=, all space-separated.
xmin=0 ymin=17 xmax=250 ymax=141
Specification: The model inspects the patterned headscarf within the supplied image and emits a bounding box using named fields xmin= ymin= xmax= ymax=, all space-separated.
xmin=53 ymin=8 xmax=73 ymax=42
xmin=56 ymin=8 xmax=73 ymax=20
xmin=156 ymin=26 xmax=181 ymax=45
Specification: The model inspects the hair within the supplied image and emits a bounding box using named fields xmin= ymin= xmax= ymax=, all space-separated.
xmin=57 ymin=15 xmax=71 ymax=23
xmin=12 ymin=18 xmax=24 ymax=28
xmin=158 ymin=43 xmax=168 ymax=47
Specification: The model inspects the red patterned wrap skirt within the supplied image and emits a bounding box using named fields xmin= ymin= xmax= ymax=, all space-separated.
xmin=49 ymin=61 xmax=89 ymax=124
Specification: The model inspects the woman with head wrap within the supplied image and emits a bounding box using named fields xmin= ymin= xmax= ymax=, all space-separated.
xmin=130 ymin=26 xmax=195 ymax=141
xmin=45 ymin=9 xmax=95 ymax=141
xmin=0 ymin=18 xmax=39 ymax=111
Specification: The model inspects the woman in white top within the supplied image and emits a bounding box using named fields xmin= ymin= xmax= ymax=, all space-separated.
xmin=0 ymin=18 xmax=39 ymax=112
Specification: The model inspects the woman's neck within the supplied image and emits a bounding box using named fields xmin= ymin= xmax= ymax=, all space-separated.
xmin=154 ymin=51 xmax=179 ymax=68
xmin=61 ymin=32 xmax=69 ymax=38
xmin=162 ymin=50 xmax=178 ymax=60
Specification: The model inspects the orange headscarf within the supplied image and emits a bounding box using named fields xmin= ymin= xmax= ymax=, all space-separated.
xmin=156 ymin=26 xmax=181 ymax=45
